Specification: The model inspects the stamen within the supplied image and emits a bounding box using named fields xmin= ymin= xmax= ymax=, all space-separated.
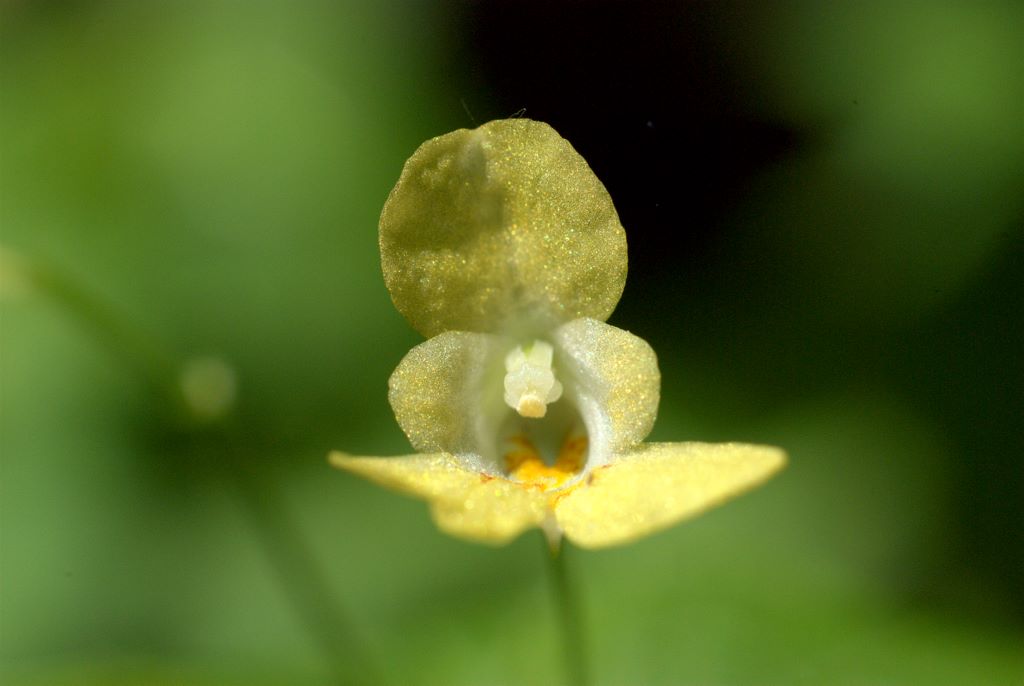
xmin=503 ymin=340 xmax=563 ymax=418
xmin=504 ymin=434 xmax=588 ymax=492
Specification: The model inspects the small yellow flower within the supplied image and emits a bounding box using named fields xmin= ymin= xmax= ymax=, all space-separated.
xmin=330 ymin=119 xmax=785 ymax=549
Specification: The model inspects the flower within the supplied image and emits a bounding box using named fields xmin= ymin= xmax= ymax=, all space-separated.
xmin=330 ymin=119 xmax=785 ymax=549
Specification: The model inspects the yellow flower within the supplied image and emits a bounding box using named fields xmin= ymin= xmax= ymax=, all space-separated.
xmin=330 ymin=119 xmax=785 ymax=549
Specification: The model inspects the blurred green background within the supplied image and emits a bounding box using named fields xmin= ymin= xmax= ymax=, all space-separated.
xmin=2 ymin=1 xmax=1022 ymax=684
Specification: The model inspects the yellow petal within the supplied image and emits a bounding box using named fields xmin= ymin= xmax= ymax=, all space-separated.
xmin=379 ymin=119 xmax=628 ymax=337
xmin=555 ymin=442 xmax=787 ymax=549
xmin=329 ymin=451 xmax=548 ymax=545
xmin=554 ymin=318 xmax=660 ymax=455
xmin=388 ymin=331 xmax=504 ymax=455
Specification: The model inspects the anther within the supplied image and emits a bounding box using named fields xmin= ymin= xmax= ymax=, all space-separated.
xmin=503 ymin=340 xmax=563 ymax=418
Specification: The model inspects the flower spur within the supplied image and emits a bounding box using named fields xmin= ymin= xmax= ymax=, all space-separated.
xmin=330 ymin=119 xmax=785 ymax=549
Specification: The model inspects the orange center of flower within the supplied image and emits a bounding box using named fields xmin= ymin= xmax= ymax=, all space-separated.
xmin=504 ymin=434 xmax=587 ymax=491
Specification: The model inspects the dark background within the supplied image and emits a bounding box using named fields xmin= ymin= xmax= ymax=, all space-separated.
xmin=454 ymin=0 xmax=1024 ymax=619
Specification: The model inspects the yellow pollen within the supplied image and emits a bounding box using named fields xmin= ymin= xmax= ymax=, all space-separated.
xmin=517 ymin=394 xmax=547 ymax=418
xmin=504 ymin=434 xmax=588 ymax=491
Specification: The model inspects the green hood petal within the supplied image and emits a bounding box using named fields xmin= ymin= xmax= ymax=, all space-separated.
xmin=379 ymin=119 xmax=628 ymax=337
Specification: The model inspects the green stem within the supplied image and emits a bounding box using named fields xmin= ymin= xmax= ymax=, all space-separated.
xmin=208 ymin=431 xmax=381 ymax=686
xmin=544 ymin=535 xmax=591 ymax=686
xmin=28 ymin=256 xmax=183 ymax=409
xmin=16 ymin=250 xmax=378 ymax=684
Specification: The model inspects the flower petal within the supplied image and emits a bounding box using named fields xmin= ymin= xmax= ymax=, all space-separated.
xmin=330 ymin=451 xmax=548 ymax=544
xmin=555 ymin=442 xmax=787 ymax=549
xmin=554 ymin=318 xmax=660 ymax=457
xmin=429 ymin=489 xmax=548 ymax=546
xmin=388 ymin=331 xmax=505 ymax=459
xmin=380 ymin=119 xmax=628 ymax=337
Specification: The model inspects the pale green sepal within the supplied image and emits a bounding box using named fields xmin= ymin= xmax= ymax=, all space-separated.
xmin=387 ymin=330 xmax=505 ymax=456
xmin=379 ymin=118 xmax=628 ymax=337
xmin=554 ymin=318 xmax=660 ymax=455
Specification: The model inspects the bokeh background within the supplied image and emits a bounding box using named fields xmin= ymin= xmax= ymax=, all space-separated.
xmin=2 ymin=1 xmax=1022 ymax=684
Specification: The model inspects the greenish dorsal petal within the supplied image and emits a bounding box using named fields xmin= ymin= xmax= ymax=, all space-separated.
xmin=379 ymin=119 xmax=628 ymax=337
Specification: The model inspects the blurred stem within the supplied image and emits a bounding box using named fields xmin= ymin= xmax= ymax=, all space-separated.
xmin=206 ymin=429 xmax=380 ymax=686
xmin=26 ymin=255 xmax=183 ymax=409
xmin=544 ymin=536 xmax=591 ymax=686
xmin=17 ymin=250 xmax=377 ymax=685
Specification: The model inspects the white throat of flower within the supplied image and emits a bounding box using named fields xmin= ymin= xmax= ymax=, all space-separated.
xmin=493 ymin=337 xmax=598 ymax=493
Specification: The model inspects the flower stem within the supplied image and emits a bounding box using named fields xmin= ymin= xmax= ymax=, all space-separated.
xmin=543 ymin=535 xmax=591 ymax=686
xmin=206 ymin=430 xmax=381 ymax=686
xmin=22 ymin=252 xmax=183 ymax=408
xmin=14 ymin=248 xmax=377 ymax=684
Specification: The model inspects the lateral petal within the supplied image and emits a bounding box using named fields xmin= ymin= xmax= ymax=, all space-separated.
xmin=330 ymin=451 xmax=548 ymax=544
xmin=387 ymin=331 xmax=506 ymax=458
xmin=554 ymin=318 xmax=660 ymax=458
xmin=556 ymin=442 xmax=786 ymax=549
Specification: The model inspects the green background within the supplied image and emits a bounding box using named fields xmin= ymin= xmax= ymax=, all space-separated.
xmin=2 ymin=2 xmax=1022 ymax=684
